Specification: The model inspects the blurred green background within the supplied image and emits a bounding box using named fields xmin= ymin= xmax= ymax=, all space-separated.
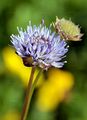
xmin=0 ymin=0 xmax=87 ymax=120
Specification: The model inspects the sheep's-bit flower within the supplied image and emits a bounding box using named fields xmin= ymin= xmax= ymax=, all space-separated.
xmin=53 ymin=17 xmax=83 ymax=41
xmin=11 ymin=21 xmax=68 ymax=70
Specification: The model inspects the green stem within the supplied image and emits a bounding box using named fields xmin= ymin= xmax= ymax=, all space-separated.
xmin=21 ymin=67 xmax=35 ymax=120
xmin=32 ymin=69 xmax=43 ymax=94
xmin=21 ymin=67 xmax=43 ymax=120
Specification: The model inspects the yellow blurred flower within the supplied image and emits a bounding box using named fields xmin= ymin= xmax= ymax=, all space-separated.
xmin=3 ymin=47 xmax=44 ymax=87
xmin=1 ymin=111 xmax=20 ymax=120
xmin=36 ymin=68 xmax=74 ymax=111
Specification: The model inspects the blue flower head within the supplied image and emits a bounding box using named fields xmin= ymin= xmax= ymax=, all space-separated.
xmin=11 ymin=21 xmax=69 ymax=70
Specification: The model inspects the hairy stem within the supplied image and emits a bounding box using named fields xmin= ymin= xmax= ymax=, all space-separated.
xmin=32 ymin=69 xmax=43 ymax=94
xmin=21 ymin=67 xmax=35 ymax=120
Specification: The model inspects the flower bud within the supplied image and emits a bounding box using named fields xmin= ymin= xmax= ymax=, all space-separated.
xmin=53 ymin=17 xmax=83 ymax=41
